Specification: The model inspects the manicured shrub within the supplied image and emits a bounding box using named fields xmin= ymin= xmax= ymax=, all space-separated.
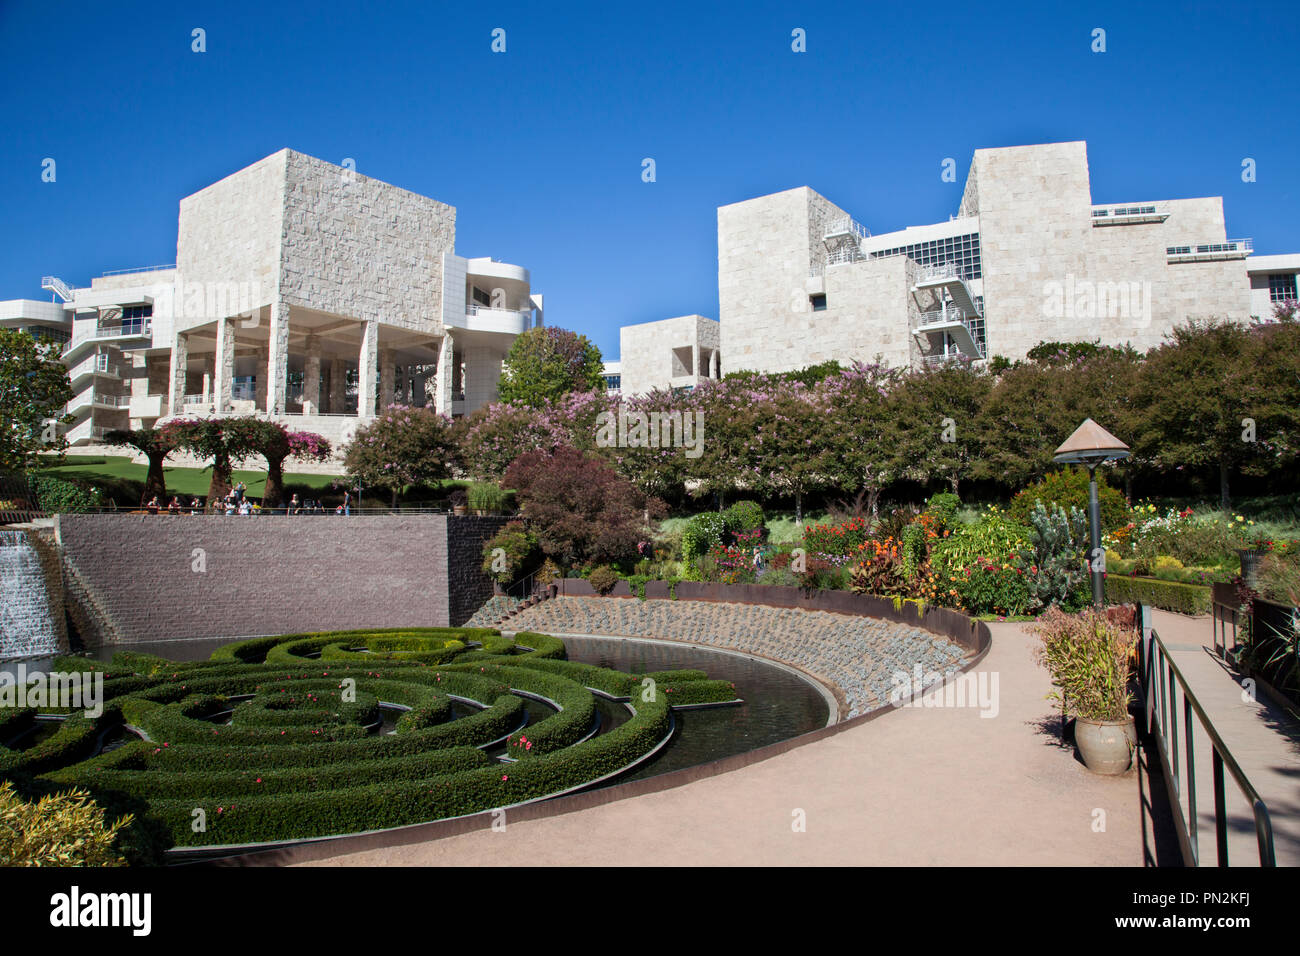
xmin=31 ymin=475 xmax=97 ymax=514
xmin=1104 ymin=575 xmax=1211 ymax=615
xmin=1009 ymin=467 xmax=1129 ymax=533
xmin=724 ymin=500 xmax=765 ymax=533
xmin=481 ymin=521 xmax=538 ymax=585
xmin=587 ymin=565 xmax=621 ymax=594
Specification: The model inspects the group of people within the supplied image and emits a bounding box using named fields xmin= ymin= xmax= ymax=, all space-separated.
xmin=141 ymin=484 xmax=355 ymax=515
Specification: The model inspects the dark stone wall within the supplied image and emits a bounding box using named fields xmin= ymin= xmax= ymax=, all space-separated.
xmin=445 ymin=515 xmax=508 ymax=626
xmin=54 ymin=514 xmax=503 ymax=645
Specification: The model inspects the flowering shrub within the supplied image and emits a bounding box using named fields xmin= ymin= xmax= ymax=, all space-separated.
xmin=682 ymin=511 xmax=727 ymax=565
xmin=929 ymin=509 xmax=1033 ymax=615
xmin=849 ymin=536 xmax=908 ymax=597
xmin=803 ymin=516 xmax=872 ymax=560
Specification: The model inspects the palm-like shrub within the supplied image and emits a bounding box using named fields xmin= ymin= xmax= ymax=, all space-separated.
xmin=0 ymin=782 xmax=132 ymax=867
xmin=1032 ymin=607 xmax=1136 ymax=722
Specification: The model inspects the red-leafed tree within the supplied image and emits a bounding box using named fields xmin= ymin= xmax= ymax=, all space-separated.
xmin=504 ymin=445 xmax=664 ymax=569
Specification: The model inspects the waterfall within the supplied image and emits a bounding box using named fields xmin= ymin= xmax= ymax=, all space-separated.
xmin=0 ymin=530 xmax=59 ymax=659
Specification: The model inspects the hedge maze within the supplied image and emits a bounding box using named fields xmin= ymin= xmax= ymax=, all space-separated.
xmin=0 ymin=628 xmax=738 ymax=853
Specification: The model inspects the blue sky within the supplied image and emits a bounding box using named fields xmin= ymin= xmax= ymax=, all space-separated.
xmin=2 ymin=0 xmax=1296 ymax=360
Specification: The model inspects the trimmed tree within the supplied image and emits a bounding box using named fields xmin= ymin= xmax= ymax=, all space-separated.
xmin=161 ymin=418 xmax=260 ymax=506
xmin=240 ymin=421 xmax=332 ymax=508
xmin=504 ymin=445 xmax=664 ymax=569
xmin=497 ymin=327 xmax=604 ymax=408
xmin=104 ymin=428 xmax=179 ymax=506
xmin=342 ymin=405 xmax=458 ymax=507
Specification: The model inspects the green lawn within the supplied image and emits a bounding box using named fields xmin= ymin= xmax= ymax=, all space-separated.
xmin=38 ymin=455 xmax=339 ymax=503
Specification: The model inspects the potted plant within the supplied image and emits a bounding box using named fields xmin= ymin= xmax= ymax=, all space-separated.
xmin=449 ymin=487 xmax=468 ymax=516
xmin=1033 ymin=607 xmax=1138 ymax=774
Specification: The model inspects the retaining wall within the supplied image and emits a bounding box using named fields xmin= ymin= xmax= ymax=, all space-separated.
xmin=53 ymin=513 xmax=505 ymax=645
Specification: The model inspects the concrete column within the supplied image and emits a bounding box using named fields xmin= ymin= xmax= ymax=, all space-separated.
xmin=329 ymin=358 xmax=346 ymax=414
xmin=254 ymin=346 xmax=269 ymax=411
xmin=379 ymin=348 xmax=396 ymax=410
xmin=712 ymin=349 xmax=720 ymax=378
xmin=167 ymin=331 xmax=188 ymax=417
xmin=213 ymin=318 xmax=234 ymax=413
xmin=202 ymin=354 xmax=213 ymax=403
xmin=434 ymin=334 xmax=454 ymax=414
xmin=358 ymin=319 xmax=379 ymax=417
xmin=267 ymin=300 xmax=290 ymax=415
xmin=302 ymin=335 xmax=322 ymax=416
xmin=692 ymin=342 xmax=700 ymax=379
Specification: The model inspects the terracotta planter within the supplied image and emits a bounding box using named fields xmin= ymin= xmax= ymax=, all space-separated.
xmin=1074 ymin=716 xmax=1137 ymax=774
xmin=452 ymin=505 xmax=467 ymax=516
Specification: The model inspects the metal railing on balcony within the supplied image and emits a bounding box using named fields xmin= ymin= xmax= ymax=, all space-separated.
xmin=92 ymin=320 xmax=152 ymax=339
xmin=917 ymin=261 xmax=964 ymax=281
xmin=101 ymin=263 xmax=176 ymax=277
xmin=1137 ymin=604 xmax=1276 ymax=866
xmin=467 ymin=302 xmax=533 ymax=319
xmin=92 ymin=391 xmax=131 ymax=407
xmin=824 ymin=215 xmax=869 ymax=241
xmin=825 ymin=246 xmax=864 ymax=267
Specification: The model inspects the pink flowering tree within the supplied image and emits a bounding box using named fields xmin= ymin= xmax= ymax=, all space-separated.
xmin=242 ymin=420 xmax=332 ymax=508
xmin=343 ymin=405 xmax=459 ymax=506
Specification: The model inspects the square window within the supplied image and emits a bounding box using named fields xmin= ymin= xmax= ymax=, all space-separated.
xmin=810 ymin=294 xmax=827 ymax=312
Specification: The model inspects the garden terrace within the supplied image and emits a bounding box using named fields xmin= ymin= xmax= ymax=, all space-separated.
xmin=0 ymin=627 xmax=739 ymax=855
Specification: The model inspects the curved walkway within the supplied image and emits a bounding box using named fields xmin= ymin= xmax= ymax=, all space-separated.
xmin=303 ymin=620 xmax=1141 ymax=866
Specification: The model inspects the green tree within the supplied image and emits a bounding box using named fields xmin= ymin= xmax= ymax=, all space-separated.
xmin=891 ymin=362 xmax=992 ymax=498
xmin=0 ymin=329 xmax=73 ymax=473
xmin=104 ymin=427 xmax=180 ymax=506
xmin=497 ymin=327 xmax=604 ymax=408
xmin=814 ymin=362 xmax=902 ymax=518
xmin=1131 ymin=319 xmax=1269 ymax=511
xmin=974 ymin=360 xmax=1077 ymax=490
xmin=342 ymin=405 xmax=458 ymax=506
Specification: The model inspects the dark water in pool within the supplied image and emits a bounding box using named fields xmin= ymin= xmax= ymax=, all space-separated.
xmin=560 ymin=635 xmax=829 ymax=783
xmin=7 ymin=634 xmax=830 ymax=780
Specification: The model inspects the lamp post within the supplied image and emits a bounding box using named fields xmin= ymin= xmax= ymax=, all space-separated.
xmin=1053 ymin=419 xmax=1130 ymax=609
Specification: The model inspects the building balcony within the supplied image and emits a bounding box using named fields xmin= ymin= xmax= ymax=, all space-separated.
xmin=67 ymin=352 xmax=123 ymax=385
xmin=129 ymin=394 xmax=165 ymax=419
xmin=1167 ymin=240 xmax=1253 ymax=263
xmin=1091 ymin=203 xmax=1168 ymax=226
xmin=447 ymin=304 xmax=535 ymax=336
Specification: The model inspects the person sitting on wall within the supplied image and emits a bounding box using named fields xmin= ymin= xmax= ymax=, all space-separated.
xmin=288 ymin=493 xmax=301 ymax=515
xmin=224 ymin=497 xmax=236 ymax=516
xmin=145 ymin=496 xmax=160 ymax=515
xmin=190 ymin=497 xmax=202 ymax=515
xmin=167 ymin=497 xmax=181 ymax=514
xmin=239 ymin=499 xmax=252 ymax=516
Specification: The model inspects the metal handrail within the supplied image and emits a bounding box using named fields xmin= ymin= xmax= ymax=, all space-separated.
xmin=101 ymin=263 xmax=176 ymax=277
xmin=1212 ymin=599 xmax=1242 ymax=658
xmin=1137 ymin=604 xmax=1276 ymax=865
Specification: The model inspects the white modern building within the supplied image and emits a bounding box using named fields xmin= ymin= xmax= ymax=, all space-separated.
xmin=2 ymin=149 xmax=544 ymax=448
xmin=605 ymin=315 xmax=721 ymax=397
xmin=714 ymin=140 xmax=1296 ymax=374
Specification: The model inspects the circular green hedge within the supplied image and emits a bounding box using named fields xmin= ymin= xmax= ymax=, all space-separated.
xmin=2 ymin=627 xmax=737 ymax=852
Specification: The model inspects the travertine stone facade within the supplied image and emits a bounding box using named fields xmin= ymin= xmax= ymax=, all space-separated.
xmin=617 ymin=314 xmax=721 ymax=396
xmin=716 ymin=141 xmax=1258 ymax=374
